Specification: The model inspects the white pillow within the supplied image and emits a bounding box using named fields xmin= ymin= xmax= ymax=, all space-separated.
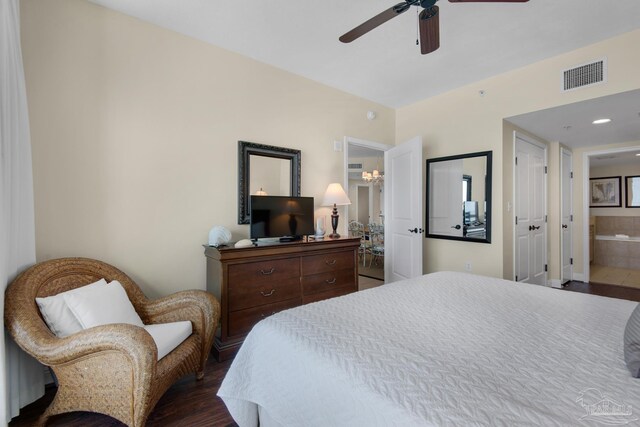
xmin=36 ymin=278 xmax=107 ymax=337
xmin=63 ymin=280 xmax=144 ymax=329
xmin=144 ymin=321 xmax=193 ymax=360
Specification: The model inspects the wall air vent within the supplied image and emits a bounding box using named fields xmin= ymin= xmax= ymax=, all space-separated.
xmin=348 ymin=163 xmax=363 ymax=171
xmin=561 ymin=58 xmax=607 ymax=92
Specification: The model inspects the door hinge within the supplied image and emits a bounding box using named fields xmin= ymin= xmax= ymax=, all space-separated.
xmin=515 ymin=216 xmax=518 ymax=225
xmin=570 ymin=171 xmax=573 ymax=179
xmin=570 ymin=214 xmax=573 ymax=222
xmin=544 ymin=166 xmax=548 ymax=174
xmin=515 ymin=275 xmax=518 ymax=282
xmin=570 ymin=258 xmax=573 ymax=265
xmin=515 ymin=157 xmax=518 ymax=165
xmin=545 ymin=264 xmax=548 ymax=272
xmin=545 ymin=215 xmax=547 ymax=223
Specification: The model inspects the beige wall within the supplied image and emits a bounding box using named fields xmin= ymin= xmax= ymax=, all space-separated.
xmin=397 ymin=29 xmax=640 ymax=279
xmin=21 ymin=0 xmax=395 ymax=297
xmin=590 ymin=162 xmax=640 ymax=217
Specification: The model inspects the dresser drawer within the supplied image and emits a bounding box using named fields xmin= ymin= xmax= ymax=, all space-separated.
xmin=229 ymin=258 xmax=300 ymax=285
xmin=228 ymin=276 xmax=300 ymax=312
xmin=228 ymin=297 xmax=301 ymax=337
xmin=302 ymin=286 xmax=354 ymax=305
xmin=301 ymin=250 xmax=354 ymax=275
xmin=302 ymin=269 xmax=355 ymax=296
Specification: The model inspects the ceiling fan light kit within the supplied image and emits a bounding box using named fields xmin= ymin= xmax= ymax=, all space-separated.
xmin=339 ymin=0 xmax=529 ymax=55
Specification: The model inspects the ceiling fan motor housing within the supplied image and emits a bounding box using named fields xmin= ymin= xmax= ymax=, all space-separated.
xmin=419 ymin=0 xmax=439 ymax=8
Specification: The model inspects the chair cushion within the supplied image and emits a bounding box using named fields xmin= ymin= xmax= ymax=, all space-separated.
xmin=36 ymin=278 xmax=107 ymax=337
xmin=64 ymin=280 xmax=144 ymax=329
xmin=144 ymin=321 xmax=193 ymax=360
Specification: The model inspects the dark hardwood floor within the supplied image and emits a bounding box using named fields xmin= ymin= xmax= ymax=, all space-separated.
xmin=9 ymin=357 xmax=237 ymax=427
xmin=11 ymin=279 xmax=640 ymax=427
xmin=562 ymin=280 xmax=640 ymax=302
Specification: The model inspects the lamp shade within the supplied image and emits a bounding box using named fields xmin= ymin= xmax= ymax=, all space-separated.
xmin=322 ymin=183 xmax=351 ymax=206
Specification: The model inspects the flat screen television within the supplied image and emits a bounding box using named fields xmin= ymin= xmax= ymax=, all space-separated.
xmin=250 ymin=195 xmax=314 ymax=241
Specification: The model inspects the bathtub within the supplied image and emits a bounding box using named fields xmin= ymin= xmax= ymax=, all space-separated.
xmin=596 ymin=235 xmax=640 ymax=242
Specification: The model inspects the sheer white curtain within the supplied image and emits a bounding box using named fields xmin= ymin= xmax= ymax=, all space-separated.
xmin=0 ymin=0 xmax=45 ymax=423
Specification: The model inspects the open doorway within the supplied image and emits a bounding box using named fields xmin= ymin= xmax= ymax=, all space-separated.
xmin=583 ymin=147 xmax=640 ymax=288
xmin=344 ymin=137 xmax=391 ymax=288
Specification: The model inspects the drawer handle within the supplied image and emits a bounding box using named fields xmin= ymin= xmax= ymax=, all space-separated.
xmin=260 ymin=268 xmax=275 ymax=275
xmin=325 ymin=259 xmax=337 ymax=266
xmin=261 ymin=311 xmax=277 ymax=319
xmin=325 ymin=278 xmax=337 ymax=285
xmin=260 ymin=289 xmax=276 ymax=297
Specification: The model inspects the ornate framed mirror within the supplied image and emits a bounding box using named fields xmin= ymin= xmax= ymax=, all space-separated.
xmin=426 ymin=151 xmax=492 ymax=243
xmin=238 ymin=141 xmax=301 ymax=224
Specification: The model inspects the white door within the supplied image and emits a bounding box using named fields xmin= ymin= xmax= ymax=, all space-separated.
xmin=428 ymin=159 xmax=463 ymax=237
xmin=561 ymin=148 xmax=573 ymax=284
xmin=514 ymin=134 xmax=547 ymax=286
xmin=384 ymin=137 xmax=423 ymax=283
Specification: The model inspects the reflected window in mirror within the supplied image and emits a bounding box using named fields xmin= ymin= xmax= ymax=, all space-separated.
xmin=463 ymin=175 xmax=472 ymax=202
xmin=426 ymin=151 xmax=492 ymax=243
xmin=626 ymin=175 xmax=640 ymax=208
xmin=238 ymin=141 xmax=301 ymax=224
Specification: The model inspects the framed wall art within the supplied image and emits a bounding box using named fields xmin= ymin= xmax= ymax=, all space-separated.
xmin=589 ymin=176 xmax=622 ymax=207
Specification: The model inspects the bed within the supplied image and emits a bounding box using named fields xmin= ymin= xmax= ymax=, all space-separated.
xmin=218 ymin=271 xmax=640 ymax=426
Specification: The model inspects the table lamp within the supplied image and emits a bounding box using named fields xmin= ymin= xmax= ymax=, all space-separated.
xmin=322 ymin=183 xmax=351 ymax=238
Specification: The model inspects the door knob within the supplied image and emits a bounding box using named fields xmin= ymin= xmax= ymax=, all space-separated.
xmin=451 ymin=225 xmax=461 ymax=230
xmin=562 ymin=224 xmax=568 ymax=229
xmin=408 ymin=228 xmax=417 ymax=233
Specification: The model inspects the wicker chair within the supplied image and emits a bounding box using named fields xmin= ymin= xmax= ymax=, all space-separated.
xmin=4 ymin=257 xmax=220 ymax=427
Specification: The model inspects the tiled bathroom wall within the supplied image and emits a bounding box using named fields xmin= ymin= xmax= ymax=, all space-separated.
xmin=595 ymin=216 xmax=640 ymax=236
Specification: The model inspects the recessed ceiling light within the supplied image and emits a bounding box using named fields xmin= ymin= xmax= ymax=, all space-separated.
xmin=592 ymin=118 xmax=612 ymax=124
xmin=635 ymin=153 xmax=640 ymax=157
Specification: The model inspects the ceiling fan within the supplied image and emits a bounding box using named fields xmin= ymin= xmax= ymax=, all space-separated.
xmin=339 ymin=0 xmax=529 ymax=55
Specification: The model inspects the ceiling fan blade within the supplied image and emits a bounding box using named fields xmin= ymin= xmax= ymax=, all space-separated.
xmin=419 ymin=6 xmax=439 ymax=55
xmin=339 ymin=2 xmax=412 ymax=43
xmin=449 ymin=0 xmax=528 ymax=3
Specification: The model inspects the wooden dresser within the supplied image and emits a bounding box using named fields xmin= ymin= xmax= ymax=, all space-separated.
xmin=204 ymin=237 xmax=360 ymax=361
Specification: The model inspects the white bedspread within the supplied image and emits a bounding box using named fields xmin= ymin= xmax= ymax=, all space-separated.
xmin=218 ymin=272 xmax=640 ymax=426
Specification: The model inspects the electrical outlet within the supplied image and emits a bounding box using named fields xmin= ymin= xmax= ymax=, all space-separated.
xmin=464 ymin=262 xmax=472 ymax=272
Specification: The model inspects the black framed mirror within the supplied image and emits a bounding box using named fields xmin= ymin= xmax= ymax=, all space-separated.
xmin=626 ymin=175 xmax=640 ymax=208
xmin=426 ymin=151 xmax=492 ymax=243
xmin=238 ymin=141 xmax=301 ymax=224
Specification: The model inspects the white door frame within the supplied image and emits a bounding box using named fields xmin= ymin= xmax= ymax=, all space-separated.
xmin=343 ymin=136 xmax=393 ymax=226
xmin=512 ymin=131 xmax=548 ymax=284
xmin=559 ymin=146 xmax=573 ymax=287
xmin=581 ymin=144 xmax=640 ymax=283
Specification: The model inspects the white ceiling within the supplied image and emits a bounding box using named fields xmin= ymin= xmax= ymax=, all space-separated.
xmin=506 ymin=89 xmax=640 ymax=154
xmin=88 ymin=0 xmax=640 ymax=108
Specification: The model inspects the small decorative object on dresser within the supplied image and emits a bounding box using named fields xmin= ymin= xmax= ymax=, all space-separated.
xmin=208 ymin=226 xmax=232 ymax=247
xmin=314 ymin=217 xmax=326 ymax=240
xmin=204 ymin=237 xmax=360 ymax=361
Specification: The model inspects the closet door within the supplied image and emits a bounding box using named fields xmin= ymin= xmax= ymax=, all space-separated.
xmin=514 ymin=134 xmax=547 ymax=286
xmin=561 ymin=148 xmax=573 ymax=284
